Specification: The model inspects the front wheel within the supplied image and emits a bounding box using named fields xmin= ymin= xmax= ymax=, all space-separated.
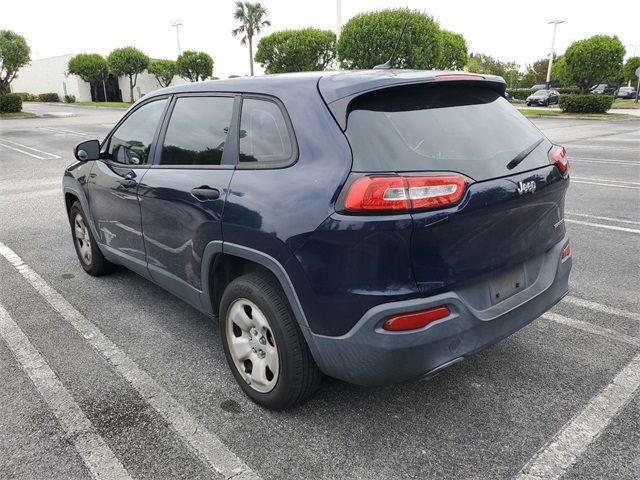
xmin=220 ymin=272 xmax=322 ymax=410
xmin=69 ymin=201 xmax=114 ymax=276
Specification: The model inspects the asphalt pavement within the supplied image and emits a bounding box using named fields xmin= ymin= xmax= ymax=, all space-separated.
xmin=1 ymin=103 xmax=639 ymax=479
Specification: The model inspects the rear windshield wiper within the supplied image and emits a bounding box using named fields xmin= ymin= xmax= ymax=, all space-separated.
xmin=506 ymin=138 xmax=544 ymax=170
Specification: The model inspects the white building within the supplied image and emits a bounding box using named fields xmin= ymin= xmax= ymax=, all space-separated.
xmin=11 ymin=54 xmax=185 ymax=102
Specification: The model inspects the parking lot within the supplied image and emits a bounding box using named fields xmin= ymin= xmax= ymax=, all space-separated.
xmin=1 ymin=104 xmax=639 ymax=479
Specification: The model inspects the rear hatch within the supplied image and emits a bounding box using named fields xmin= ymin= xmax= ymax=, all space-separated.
xmin=337 ymin=80 xmax=569 ymax=297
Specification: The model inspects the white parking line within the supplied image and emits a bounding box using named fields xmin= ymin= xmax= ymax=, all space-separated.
xmin=0 ymin=142 xmax=49 ymax=160
xmin=565 ymin=212 xmax=640 ymax=226
xmin=569 ymin=158 xmax=639 ymax=166
xmin=565 ymin=219 xmax=640 ymax=234
xmin=0 ymin=138 xmax=61 ymax=158
xmin=0 ymin=303 xmax=132 ymax=480
xmin=570 ymin=176 xmax=640 ymax=186
xmin=0 ymin=243 xmax=260 ymax=480
xmin=543 ymin=312 xmax=640 ymax=347
xmin=571 ymin=180 xmax=640 ymax=190
xmin=515 ymin=351 xmax=640 ymax=479
xmin=40 ymin=126 xmax=94 ymax=137
xmin=563 ymin=296 xmax=640 ymax=322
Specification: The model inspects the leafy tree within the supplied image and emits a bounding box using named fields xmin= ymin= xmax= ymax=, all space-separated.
xmin=436 ymin=30 xmax=468 ymax=70
xmin=107 ymin=47 xmax=149 ymax=103
xmin=520 ymin=71 xmax=537 ymax=87
xmin=502 ymin=61 xmax=521 ymax=88
xmin=68 ymin=53 xmax=109 ymax=101
xmin=530 ymin=57 xmax=551 ymax=84
xmin=256 ymin=28 xmax=336 ymax=74
xmin=622 ymin=56 xmax=640 ymax=83
xmin=0 ymin=30 xmax=31 ymax=95
xmin=176 ymin=51 xmax=214 ymax=82
xmin=550 ymin=56 xmax=570 ymax=86
xmin=465 ymin=53 xmax=507 ymax=77
xmin=232 ymin=1 xmax=271 ymax=76
xmin=337 ymin=9 xmax=441 ymax=70
xmin=148 ymin=59 xmax=177 ymax=88
xmin=563 ymin=35 xmax=625 ymax=93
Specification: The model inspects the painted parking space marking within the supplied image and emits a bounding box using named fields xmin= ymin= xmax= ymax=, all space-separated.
xmin=569 ymin=176 xmax=640 ymax=187
xmin=0 ymin=242 xmax=260 ymax=480
xmin=570 ymin=179 xmax=640 ymax=190
xmin=565 ymin=212 xmax=640 ymax=226
xmin=0 ymin=303 xmax=132 ymax=480
xmin=565 ymin=219 xmax=640 ymax=234
xmin=0 ymin=138 xmax=61 ymax=159
xmin=40 ymin=126 xmax=95 ymax=137
xmin=515 ymin=352 xmax=640 ymax=480
xmin=569 ymin=157 xmax=639 ymax=166
xmin=543 ymin=312 xmax=640 ymax=347
xmin=0 ymin=142 xmax=50 ymax=160
xmin=563 ymin=296 xmax=640 ymax=323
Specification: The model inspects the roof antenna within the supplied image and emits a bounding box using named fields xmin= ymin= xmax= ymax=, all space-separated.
xmin=373 ymin=19 xmax=409 ymax=69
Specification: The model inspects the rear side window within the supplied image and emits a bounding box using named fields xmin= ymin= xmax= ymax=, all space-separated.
xmin=107 ymin=98 xmax=167 ymax=165
xmin=160 ymin=96 xmax=234 ymax=166
xmin=345 ymin=84 xmax=548 ymax=180
xmin=239 ymin=98 xmax=293 ymax=164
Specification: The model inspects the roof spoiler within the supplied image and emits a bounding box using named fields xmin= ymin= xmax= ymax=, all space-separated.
xmin=326 ymin=76 xmax=506 ymax=131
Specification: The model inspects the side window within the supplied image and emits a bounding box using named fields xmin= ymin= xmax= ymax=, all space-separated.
xmin=239 ymin=98 xmax=293 ymax=164
xmin=107 ymin=99 xmax=167 ymax=165
xmin=160 ymin=96 xmax=234 ymax=166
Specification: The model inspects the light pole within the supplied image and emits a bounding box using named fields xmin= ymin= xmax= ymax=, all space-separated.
xmin=546 ymin=18 xmax=566 ymax=89
xmin=336 ymin=0 xmax=342 ymax=38
xmin=171 ymin=19 xmax=183 ymax=57
xmin=628 ymin=45 xmax=640 ymax=86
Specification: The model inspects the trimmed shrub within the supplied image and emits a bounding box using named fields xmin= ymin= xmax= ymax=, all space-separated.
xmin=0 ymin=93 xmax=23 ymax=112
xmin=556 ymin=87 xmax=580 ymax=95
xmin=64 ymin=94 xmax=76 ymax=103
xmin=559 ymin=94 xmax=613 ymax=113
xmin=506 ymin=88 xmax=535 ymax=100
xmin=38 ymin=92 xmax=60 ymax=102
xmin=14 ymin=92 xmax=38 ymax=101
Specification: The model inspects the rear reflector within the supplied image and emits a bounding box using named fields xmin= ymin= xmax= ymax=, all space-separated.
xmin=552 ymin=145 xmax=569 ymax=175
xmin=561 ymin=242 xmax=571 ymax=261
xmin=383 ymin=306 xmax=451 ymax=331
xmin=344 ymin=175 xmax=466 ymax=212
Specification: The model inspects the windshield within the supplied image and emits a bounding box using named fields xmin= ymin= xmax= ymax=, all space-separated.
xmin=345 ymin=84 xmax=548 ymax=180
xmin=533 ymin=90 xmax=549 ymax=96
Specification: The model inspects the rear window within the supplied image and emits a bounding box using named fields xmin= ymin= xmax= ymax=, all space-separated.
xmin=345 ymin=84 xmax=549 ymax=180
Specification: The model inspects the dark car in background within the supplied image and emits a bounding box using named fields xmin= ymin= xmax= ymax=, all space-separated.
xmin=64 ymin=70 xmax=571 ymax=410
xmin=589 ymin=84 xmax=616 ymax=95
xmin=526 ymin=89 xmax=560 ymax=106
xmin=615 ymin=86 xmax=637 ymax=99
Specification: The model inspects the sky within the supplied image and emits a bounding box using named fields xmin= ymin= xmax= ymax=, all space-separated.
xmin=4 ymin=0 xmax=639 ymax=78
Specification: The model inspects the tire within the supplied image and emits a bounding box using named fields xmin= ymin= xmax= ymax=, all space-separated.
xmin=69 ymin=201 xmax=114 ymax=276
xmin=526 ymin=102 xmax=530 ymax=106
xmin=220 ymin=271 xmax=322 ymax=410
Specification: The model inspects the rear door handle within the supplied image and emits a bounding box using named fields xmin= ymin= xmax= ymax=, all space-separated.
xmin=191 ymin=186 xmax=220 ymax=200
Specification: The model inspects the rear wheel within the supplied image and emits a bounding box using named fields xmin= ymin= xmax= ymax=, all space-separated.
xmin=220 ymin=272 xmax=322 ymax=410
xmin=69 ymin=202 xmax=113 ymax=276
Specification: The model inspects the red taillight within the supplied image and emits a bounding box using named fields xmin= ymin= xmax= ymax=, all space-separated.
xmin=561 ymin=242 xmax=570 ymax=261
xmin=344 ymin=175 xmax=466 ymax=212
xmin=383 ymin=306 xmax=451 ymax=331
xmin=552 ymin=145 xmax=569 ymax=175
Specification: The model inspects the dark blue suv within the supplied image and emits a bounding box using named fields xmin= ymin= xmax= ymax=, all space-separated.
xmin=64 ymin=70 xmax=571 ymax=410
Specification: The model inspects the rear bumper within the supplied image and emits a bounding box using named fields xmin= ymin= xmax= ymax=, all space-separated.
xmin=303 ymin=235 xmax=571 ymax=386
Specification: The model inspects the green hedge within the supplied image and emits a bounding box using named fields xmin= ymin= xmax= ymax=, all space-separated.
xmin=64 ymin=94 xmax=76 ymax=103
xmin=559 ymin=94 xmax=613 ymax=113
xmin=14 ymin=92 xmax=38 ymax=102
xmin=38 ymin=92 xmax=60 ymax=102
xmin=507 ymin=87 xmax=580 ymax=100
xmin=0 ymin=93 xmax=23 ymax=112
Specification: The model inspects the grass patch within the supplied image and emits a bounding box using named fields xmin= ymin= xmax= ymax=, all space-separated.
xmin=74 ymin=101 xmax=130 ymax=108
xmin=518 ymin=108 xmax=632 ymax=119
xmin=0 ymin=111 xmax=37 ymax=119
xmin=611 ymin=98 xmax=640 ymax=109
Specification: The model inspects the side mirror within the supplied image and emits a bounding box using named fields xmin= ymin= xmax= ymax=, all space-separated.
xmin=74 ymin=139 xmax=101 ymax=162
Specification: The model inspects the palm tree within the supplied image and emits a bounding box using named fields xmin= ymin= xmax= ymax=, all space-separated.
xmin=231 ymin=1 xmax=271 ymax=76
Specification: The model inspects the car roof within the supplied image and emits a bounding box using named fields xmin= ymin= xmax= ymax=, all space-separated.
xmin=148 ymin=69 xmax=506 ymax=105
